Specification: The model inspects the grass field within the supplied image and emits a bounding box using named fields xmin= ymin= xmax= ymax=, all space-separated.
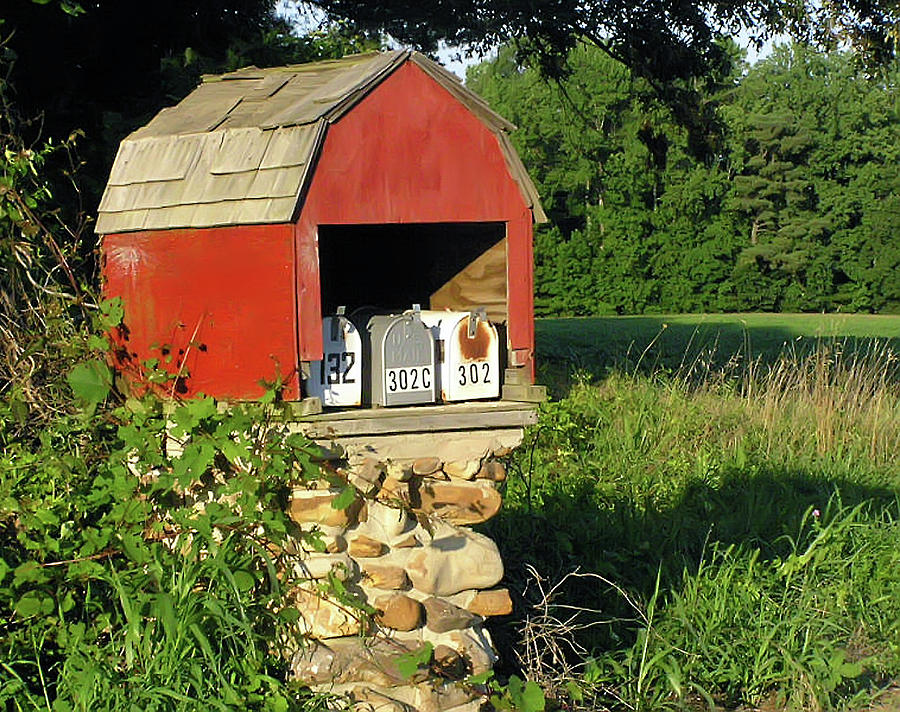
xmin=487 ymin=313 xmax=900 ymax=711
xmin=536 ymin=313 xmax=900 ymax=395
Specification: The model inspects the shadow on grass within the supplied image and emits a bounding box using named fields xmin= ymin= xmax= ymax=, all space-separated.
xmin=536 ymin=316 xmax=900 ymax=399
xmin=480 ymin=460 xmax=900 ymax=672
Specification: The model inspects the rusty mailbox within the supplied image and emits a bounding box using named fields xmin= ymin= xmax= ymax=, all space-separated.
xmin=304 ymin=309 xmax=363 ymax=407
xmin=368 ymin=309 xmax=437 ymax=407
xmin=420 ymin=310 xmax=500 ymax=402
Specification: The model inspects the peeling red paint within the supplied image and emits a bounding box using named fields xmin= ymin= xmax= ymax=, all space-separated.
xmin=103 ymin=224 xmax=299 ymax=400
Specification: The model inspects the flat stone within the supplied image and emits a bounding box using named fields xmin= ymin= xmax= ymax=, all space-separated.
xmin=443 ymin=700 xmax=485 ymax=712
xmin=362 ymin=564 xmax=409 ymax=590
xmin=443 ymin=460 xmax=480 ymax=480
xmin=386 ymin=461 xmax=413 ymax=482
xmin=406 ymin=528 xmax=503 ymax=596
xmin=349 ymin=534 xmax=386 ymax=558
xmin=466 ymin=589 xmax=513 ymax=617
xmin=422 ymin=470 xmax=450 ymax=481
xmin=445 ymin=590 xmax=477 ymax=609
xmin=349 ymin=472 xmax=380 ymax=497
xmin=447 ymin=628 xmax=497 ymax=675
xmin=412 ymin=457 xmax=442 ymax=476
xmin=289 ymin=489 xmax=359 ymax=528
xmin=366 ymin=501 xmax=409 ymax=539
xmin=475 ymin=460 xmax=507 ymax=482
xmin=342 ymin=681 xmax=478 ymax=712
xmin=317 ymin=430 xmax=522 ymax=465
xmin=351 ymin=689 xmax=414 ymax=712
xmin=375 ymin=594 xmax=423 ymax=631
xmin=291 ymin=586 xmax=361 ymax=638
xmin=353 ymin=457 xmax=385 ymax=485
xmin=294 ymin=553 xmax=354 ymax=581
xmin=291 ymin=636 xmax=420 ymax=687
xmin=414 ymin=480 xmax=502 ymax=525
xmin=378 ymin=477 xmax=412 ymax=505
xmin=411 ymin=681 xmax=478 ymax=712
xmin=393 ymin=533 xmax=420 ymax=549
xmin=422 ymin=597 xmax=476 ymax=633
xmin=347 ymin=457 xmax=384 ymax=496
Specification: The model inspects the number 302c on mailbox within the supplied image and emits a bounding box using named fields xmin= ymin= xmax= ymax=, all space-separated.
xmin=367 ymin=310 xmax=437 ymax=407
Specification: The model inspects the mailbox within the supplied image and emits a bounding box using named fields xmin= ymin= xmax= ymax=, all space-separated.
xmin=420 ymin=310 xmax=500 ymax=402
xmin=368 ymin=310 xmax=437 ymax=407
xmin=304 ymin=310 xmax=363 ymax=407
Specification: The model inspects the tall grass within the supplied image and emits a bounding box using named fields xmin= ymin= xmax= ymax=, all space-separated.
xmin=739 ymin=341 xmax=900 ymax=466
xmin=490 ymin=339 xmax=900 ymax=711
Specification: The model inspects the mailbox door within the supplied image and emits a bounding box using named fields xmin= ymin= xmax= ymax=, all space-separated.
xmin=305 ymin=316 xmax=363 ymax=406
xmin=419 ymin=310 xmax=500 ymax=402
xmin=373 ymin=314 xmax=436 ymax=407
xmin=445 ymin=315 xmax=500 ymax=401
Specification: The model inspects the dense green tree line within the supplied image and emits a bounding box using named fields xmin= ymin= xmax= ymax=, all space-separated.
xmin=310 ymin=0 xmax=900 ymax=164
xmin=469 ymin=44 xmax=900 ymax=315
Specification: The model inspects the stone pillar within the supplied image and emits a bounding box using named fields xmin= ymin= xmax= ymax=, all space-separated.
xmin=287 ymin=427 xmax=521 ymax=712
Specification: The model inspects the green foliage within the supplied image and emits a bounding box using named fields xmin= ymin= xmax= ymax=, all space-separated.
xmin=66 ymin=361 xmax=112 ymax=406
xmin=534 ymin=313 xmax=900 ymax=395
xmin=466 ymin=671 xmax=545 ymax=712
xmin=312 ymin=0 xmax=900 ymax=159
xmin=491 ymin=675 xmax=545 ymax=712
xmin=0 ymin=49 xmax=347 ymax=710
xmin=469 ymin=43 xmax=900 ymax=316
xmin=330 ymin=484 xmax=358 ymax=512
xmin=395 ymin=642 xmax=434 ymax=680
xmin=0 ymin=104 xmax=88 ymax=317
xmin=593 ymin=501 xmax=899 ymax=710
xmin=490 ymin=334 xmax=900 ymax=710
xmin=1 ymin=331 xmax=341 ymax=708
xmin=0 ymin=151 xmax=341 ymax=704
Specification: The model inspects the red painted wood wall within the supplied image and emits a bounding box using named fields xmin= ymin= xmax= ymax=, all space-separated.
xmin=102 ymin=59 xmax=536 ymax=400
xmin=295 ymin=61 xmax=535 ymax=376
xmin=103 ymin=225 xmax=299 ymax=399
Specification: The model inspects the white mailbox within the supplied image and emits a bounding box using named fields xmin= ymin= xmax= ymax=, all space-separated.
xmin=419 ymin=309 xmax=500 ymax=402
xmin=305 ymin=310 xmax=363 ymax=407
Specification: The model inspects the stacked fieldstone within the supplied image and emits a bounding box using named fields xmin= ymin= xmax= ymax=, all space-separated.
xmin=287 ymin=448 xmax=514 ymax=712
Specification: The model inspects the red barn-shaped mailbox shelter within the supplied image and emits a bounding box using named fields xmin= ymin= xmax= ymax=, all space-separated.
xmin=98 ymin=51 xmax=546 ymax=402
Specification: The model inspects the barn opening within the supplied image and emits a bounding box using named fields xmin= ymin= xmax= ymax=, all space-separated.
xmin=317 ymin=222 xmax=508 ymax=321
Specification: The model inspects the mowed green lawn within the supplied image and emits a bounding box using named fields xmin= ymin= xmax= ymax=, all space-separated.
xmin=536 ymin=313 xmax=900 ymax=382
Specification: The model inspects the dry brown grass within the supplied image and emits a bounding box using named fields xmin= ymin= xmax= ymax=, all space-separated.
xmin=737 ymin=341 xmax=900 ymax=467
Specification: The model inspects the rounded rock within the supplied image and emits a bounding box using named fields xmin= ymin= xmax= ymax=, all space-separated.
xmin=375 ymin=594 xmax=423 ymax=631
xmin=405 ymin=528 xmax=503 ymax=596
xmin=349 ymin=534 xmax=387 ymax=558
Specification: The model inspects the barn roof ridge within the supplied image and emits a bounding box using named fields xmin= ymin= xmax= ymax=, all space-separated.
xmin=96 ymin=50 xmax=545 ymax=234
xmin=200 ymin=50 xmax=391 ymax=83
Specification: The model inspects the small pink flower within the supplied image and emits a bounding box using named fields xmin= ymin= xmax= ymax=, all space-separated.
xmin=812 ymin=509 xmax=821 ymax=519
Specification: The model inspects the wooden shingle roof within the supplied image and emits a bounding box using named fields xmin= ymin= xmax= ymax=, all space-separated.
xmin=96 ymin=51 xmax=545 ymax=234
